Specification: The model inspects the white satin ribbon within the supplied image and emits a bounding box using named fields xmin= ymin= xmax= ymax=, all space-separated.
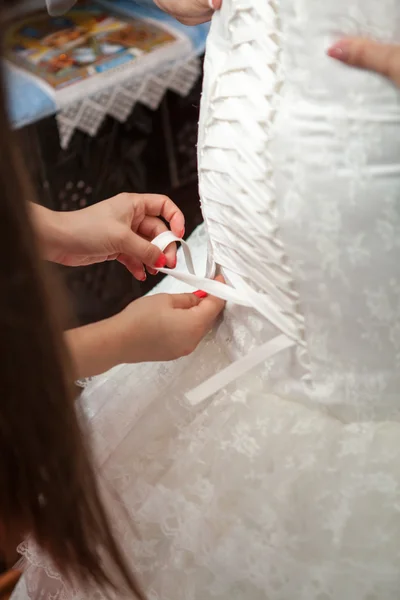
xmin=151 ymin=231 xmax=296 ymax=404
xmin=152 ymin=231 xmax=253 ymax=306
xmin=186 ymin=334 xmax=294 ymax=405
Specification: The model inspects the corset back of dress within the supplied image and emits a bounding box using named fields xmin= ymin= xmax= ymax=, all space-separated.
xmin=198 ymin=0 xmax=400 ymax=420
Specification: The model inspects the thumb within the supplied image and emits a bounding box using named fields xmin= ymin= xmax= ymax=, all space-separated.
xmin=171 ymin=286 xmax=225 ymax=337
xmin=190 ymin=291 xmax=226 ymax=330
xmin=170 ymin=292 xmax=201 ymax=310
xmin=188 ymin=275 xmax=226 ymax=330
xmin=328 ymin=38 xmax=400 ymax=86
xmin=170 ymin=276 xmax=226 ymax=318
xmin=120 ymin=229 xmax=166 ymax=269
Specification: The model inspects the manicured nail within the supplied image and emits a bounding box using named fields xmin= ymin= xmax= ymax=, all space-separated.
xmin=327 ymin=41 xmax=351 ymax=62
xmin=139 ymin=272 xmax=147 ymax=281
xmin=208 ymin=0 xmax=215 ymax=9
xmin=179 ymin=227 xmax=185 ymax=238
xmin=154 ymin=254 xmax=167 ymax=269
xmin=193 ymin=290 xmax=208 ymax=299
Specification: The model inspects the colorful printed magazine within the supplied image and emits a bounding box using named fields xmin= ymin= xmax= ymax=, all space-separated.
xmin=4 ymin=0 xmax=188 ymax=103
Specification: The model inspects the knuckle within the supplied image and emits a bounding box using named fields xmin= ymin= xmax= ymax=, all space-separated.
xmin=116 ymin=192 xmax=139 ymax=209
xmin=115 ymin=192 xmax=130 ymax=203
xmin=120 ymin=227 xmax=134 ymax=249
xmin=157 ymin=194 xmax=172 ymax=208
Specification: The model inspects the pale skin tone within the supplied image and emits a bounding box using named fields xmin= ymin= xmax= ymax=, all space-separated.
xmin=36 ymin=12 xmax=399 ymax=381
xmin=31 ymin=0 xmax=227 ymax=379
xmin=328 ymin=38 xmax=400 ymax=87
xmin=32 ymin=197 xmax=225 ymax=379
xmin=66 ymin=288 xmax=225 ymax=379
xmin=154 ymin=0 xmax=222 ymax=25
xmin=30 ymin=194 xmax=185 ymax=279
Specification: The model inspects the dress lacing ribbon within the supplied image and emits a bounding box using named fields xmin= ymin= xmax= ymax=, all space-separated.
xmin=152 ymin=231 xmax=300 ymax=405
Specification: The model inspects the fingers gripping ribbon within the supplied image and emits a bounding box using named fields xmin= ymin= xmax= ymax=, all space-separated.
xmin=151 ymin=231 xmax=295 ymax=405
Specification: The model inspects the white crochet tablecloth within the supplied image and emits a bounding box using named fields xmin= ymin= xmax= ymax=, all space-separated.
xmin=6 ymin=0 xmax=206 ymax=148
xmin=56 ymin=54 xmax=201 ymax=148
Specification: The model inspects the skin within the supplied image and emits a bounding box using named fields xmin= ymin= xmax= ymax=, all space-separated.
xmin=32 ymin=1 xmax=226 ymax=378
xmin=47 ymin=0 xmax=222 ymax=22
xmin=32 ymin=197 xmax=225 ymax=378
xmin=31 ymin=194 xmax=185 ymax=280
xmin=154 ymin=0 xmax=222 ymax=25
xmin=66 ymin=282 xmax=225 ymax=379
xmin=328 ymin=38 xmax=400 ymax=87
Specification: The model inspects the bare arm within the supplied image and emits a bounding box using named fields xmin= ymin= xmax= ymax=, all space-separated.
xmin=29 ymin=203 xmax=66 ymax=262
xmin=65 ymin=319 xmax=126 ymax=380
xmin=65 ymin=285 xmax=225 ymax=379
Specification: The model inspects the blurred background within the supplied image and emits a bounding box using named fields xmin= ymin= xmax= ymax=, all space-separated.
xmin=7 ymin=0 xmax=208 ymax=325
xmin=1 ymin=1 xmax=207 ymax=593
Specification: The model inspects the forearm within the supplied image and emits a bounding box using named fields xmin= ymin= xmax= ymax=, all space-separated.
xmin=29 ymin=203 xmax=66 ymax=262
xmin=65 ymin=305 xmax=152 ymax=378
xmin=65 ymin=318 xmax=126 ymax=379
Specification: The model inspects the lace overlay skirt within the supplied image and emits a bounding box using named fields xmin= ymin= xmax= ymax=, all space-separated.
xmin=13 ymin=226 xmax=400 ymax=600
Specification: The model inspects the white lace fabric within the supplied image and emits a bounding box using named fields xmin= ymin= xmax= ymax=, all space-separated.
xmin=15 ymin=0 xmax=400 ymax=598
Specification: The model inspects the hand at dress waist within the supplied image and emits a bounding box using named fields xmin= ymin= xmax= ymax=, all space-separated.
xmin=30 ymin=193 xmax=185 ymax=280
xmin=66 ymin=280 xmax=225 ymax=379
xmin=328 ymin=38 xmax=400 ymax=87
xmin=154 ymin=0 xmax=222 ymax=25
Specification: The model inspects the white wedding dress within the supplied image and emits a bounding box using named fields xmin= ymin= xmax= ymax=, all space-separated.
xmin=14 ymin=0 xmax=400 ymax=598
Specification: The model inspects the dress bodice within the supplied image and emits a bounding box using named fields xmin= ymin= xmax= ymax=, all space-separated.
xmin=198 ymin=0 xmax=400 ymax=421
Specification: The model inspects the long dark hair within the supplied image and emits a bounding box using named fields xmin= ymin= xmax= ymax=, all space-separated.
xmin=0 ymin=3 xmax=143 ymax=597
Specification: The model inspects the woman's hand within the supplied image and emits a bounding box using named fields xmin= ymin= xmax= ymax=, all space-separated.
xmin=31 ymin=193 xmax=185 ymax=280
xmin=46 ymin=0 xmax=221 ymax=24
xmin=328 ymin=38 xmax=400 ymax=87
xmin=154 ymin=0 xmax=222 ymax=25
xmin=66 ymin=281 xmax=225 ymax=378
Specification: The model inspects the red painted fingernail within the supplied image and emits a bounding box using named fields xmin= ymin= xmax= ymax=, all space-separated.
xmin=193 ymin=290 xmax=208 ymax=299
xmin=154 ymin=254 xmax=167 ymax=269
xmin=139 ymin=273 xmax=147 ymax=281
xmin=327 ymin=41 xmax=350 ymax=62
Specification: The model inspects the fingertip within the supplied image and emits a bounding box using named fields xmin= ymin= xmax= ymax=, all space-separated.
xmin=193 ymin=290 xmax=207 ymax=299
xmin=164 ymin=243 xmax=178 ymax=268
xmin=195 ymin=290 xmax=226 ymax=315
xmin=165 ymin=256 xmax=177 ymax=270
xmin=172 ymin=292 xmax=201 ymax=309
xmin=214 ymin=274 xmax=225 ymax=284
xmin=136 ymin=269 xmax=147 ymax=282
xmin=130 ymin=265 xmax=147 ymax=281
xmin=154 ymin=253 xmax=167 ymax=269
xmin=327 ymin=40 xmax=351 ymax=62
xmin=170 ymin=214 xmax=185 ymax=239
xmin=119 ymin=255 xmax=147 ymax=280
